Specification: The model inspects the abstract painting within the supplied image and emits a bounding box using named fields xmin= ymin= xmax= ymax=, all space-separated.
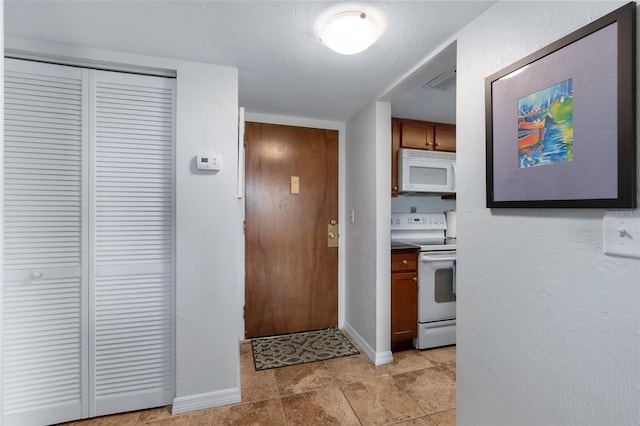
xmin=517 ymin=79 xmax=574 ymax=168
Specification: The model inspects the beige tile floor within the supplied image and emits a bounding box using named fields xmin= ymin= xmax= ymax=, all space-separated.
xmin=60 ymin=340 xmax=456 ymax=426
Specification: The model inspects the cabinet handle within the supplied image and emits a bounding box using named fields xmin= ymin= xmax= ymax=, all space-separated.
xmin=436 ymin=142 xmax=441 ymax=147
xmin=31 ymin=271 xmax=43 ymax=279
xmin=393 ymin=186 xmax=398 ymax=191
xmin=402 ymin=259 xmax=408 ymax=265
xmin=412 ymin=277 xmax=417 ymax=282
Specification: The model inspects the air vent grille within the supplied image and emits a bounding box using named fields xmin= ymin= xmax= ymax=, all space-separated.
xmin=423 ymin=69 xmax=456 ymax=91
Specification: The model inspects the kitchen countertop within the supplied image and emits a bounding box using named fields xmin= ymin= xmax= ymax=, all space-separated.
xmin=391 ymin=242 xmax=420 ymax=251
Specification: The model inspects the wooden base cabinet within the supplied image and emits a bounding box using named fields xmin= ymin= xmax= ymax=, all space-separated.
xmin=391 ymin=250 xmax=418 ymax=346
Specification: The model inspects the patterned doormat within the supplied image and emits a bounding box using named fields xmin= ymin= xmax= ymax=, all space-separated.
xmin=251 ymin=328 xmax=359 ymax=371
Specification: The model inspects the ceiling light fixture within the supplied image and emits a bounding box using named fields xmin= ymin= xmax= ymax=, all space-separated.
xmin=319 ymin=11 xmax=381 ymax=55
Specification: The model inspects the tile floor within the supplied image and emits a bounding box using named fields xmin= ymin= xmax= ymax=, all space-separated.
xmin=60 ymin=340 xmax=456 ymax=426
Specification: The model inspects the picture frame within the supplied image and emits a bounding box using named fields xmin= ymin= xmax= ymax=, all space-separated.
xmin=485 ymin=2 xmax=636 ymax=208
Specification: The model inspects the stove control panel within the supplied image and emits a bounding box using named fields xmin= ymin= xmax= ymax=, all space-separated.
xmin=390 ymin=213 xmax=447 ymax=230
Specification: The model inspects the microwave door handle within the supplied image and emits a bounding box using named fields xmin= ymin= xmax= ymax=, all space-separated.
xmin=451 ymin=162 xmax=457 ymax=192
xmin=452 ymin=260 xmax=456 ymax=295
xmin=420 ymin=254 xmax=457 ymax=262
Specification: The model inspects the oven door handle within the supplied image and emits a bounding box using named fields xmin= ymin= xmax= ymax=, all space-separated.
xmin=420 ymin=254 xmax=457 ymax=262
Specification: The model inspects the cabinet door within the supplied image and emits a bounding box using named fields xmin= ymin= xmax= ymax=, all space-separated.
xmin=399 ymin=119 xmax=434 ymax=150
xmin=434 ymin=123 xmax=456 ymax=152
xmin=3 ymin=58 xmax=89 ymax=425
xmin=391 ymin=272 xmax=418 ymax=342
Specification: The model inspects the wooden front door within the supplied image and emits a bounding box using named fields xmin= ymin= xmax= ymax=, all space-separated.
xmin=244 ymin=122 xmax=338 ymax=338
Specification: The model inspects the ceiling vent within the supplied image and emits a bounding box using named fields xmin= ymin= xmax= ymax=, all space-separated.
xmin=423 ymin=69 xmax=456 ymax=91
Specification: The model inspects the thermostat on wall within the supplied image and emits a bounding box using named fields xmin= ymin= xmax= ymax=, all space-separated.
xmin=196 ymin=154 xmax=222 ymax=171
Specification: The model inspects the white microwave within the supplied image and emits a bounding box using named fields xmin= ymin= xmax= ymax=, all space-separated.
xmin=398 ymin=148 xmax=456 ymax=193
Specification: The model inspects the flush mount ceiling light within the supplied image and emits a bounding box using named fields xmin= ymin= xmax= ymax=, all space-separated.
xmin=319 ymin=11 xmax=381 ymax=55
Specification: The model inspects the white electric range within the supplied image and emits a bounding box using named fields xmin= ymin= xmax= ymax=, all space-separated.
xmin=391 ymin=213 xmax=456 ymax=350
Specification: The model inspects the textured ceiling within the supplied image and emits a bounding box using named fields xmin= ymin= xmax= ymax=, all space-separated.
xmin=4 ymin=1 xmax=496 ymax=122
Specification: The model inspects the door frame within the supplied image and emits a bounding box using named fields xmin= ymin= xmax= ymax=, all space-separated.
xmin=240 ymin=112 xmax=346 ymax=340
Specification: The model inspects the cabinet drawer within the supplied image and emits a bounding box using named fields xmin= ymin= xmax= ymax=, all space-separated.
xmin=391 ymin=252 xmax=417 ymax=271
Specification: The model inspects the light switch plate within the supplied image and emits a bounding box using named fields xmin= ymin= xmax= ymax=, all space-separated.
xmin=603 ymin=211 xmax=640 ymax=259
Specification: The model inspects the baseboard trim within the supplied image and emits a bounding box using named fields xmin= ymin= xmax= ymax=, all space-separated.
xmin=375 ymin=350 xmax=394 ymax=366
xmin=342 ymin=322 xmax=393 ymax=366
xmin=172 ymin=387 xmax=241 ymax=415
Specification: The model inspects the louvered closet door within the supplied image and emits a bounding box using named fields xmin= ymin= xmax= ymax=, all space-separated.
xmin=89 ymin=70 xmax=175 ymax=416
xmin=3 ymin=59 xmax=88 ymax=425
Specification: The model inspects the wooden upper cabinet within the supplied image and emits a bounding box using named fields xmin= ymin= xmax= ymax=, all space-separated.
xmin=399 ymin=119 xmax=435 ymax=150
xmin=396 ymin=118 xmax=456 ymax=152
xmin=434 ymin=123 xmax=456 ymax=152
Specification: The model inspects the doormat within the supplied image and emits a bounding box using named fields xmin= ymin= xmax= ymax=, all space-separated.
xmin=251 ymin=328 xmax=359 ymax=371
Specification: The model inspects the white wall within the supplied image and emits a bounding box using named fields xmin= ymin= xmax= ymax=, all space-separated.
xmin=173 ymin=61 xmax=241 ymax=412
xmin=344 ymin=102 xmax=393 ymax=365
xmin=391 ymin=86 xmax=456 ymax=125
xmin=3 ymin=37 xmax=243 ymax=414
xmin=455 ymin=2 xmax=640 ymax=425
xmin=0 ymin=2 xmax=5 ymax=421
xmin=374 ymin=103 xmax=393 ymax=363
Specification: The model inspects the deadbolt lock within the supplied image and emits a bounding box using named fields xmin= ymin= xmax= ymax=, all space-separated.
xmin=328 ymin=219 xmax=338 ymax=247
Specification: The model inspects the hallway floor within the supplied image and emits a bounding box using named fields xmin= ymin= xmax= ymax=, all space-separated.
xmin=62 ymin=340 xmax=456 ymax=426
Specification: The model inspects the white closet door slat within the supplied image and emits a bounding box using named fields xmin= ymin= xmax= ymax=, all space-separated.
xmin=90 ymin=70 xmax=175 ymax=416
xmin=3 ymin=59 xmax=88 ymax=426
